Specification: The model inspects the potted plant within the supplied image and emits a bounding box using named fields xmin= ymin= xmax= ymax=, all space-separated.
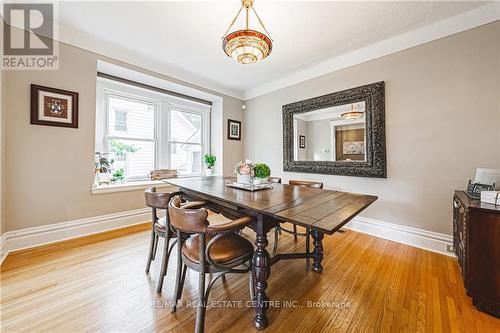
xmin=112 ymin=168 xmax=125 ymax=183
xmin=204 ymin=154 xmax=216 ymax=176
xmin=253 ymin=163 xmax=271 ymax=185
xmin=95 ymin=152 xmax=114 ymax=185
xmin=235 ymin=160 xmax=254 ymax=184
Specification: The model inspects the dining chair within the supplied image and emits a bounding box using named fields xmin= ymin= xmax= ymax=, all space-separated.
xmin=144 ymin=186 xmax=183 ymax=293
xmin=268 ymin=176 xmax=282 ymax=184
xmin=168 ymin=196 xmax=255 ymax=333
xmin=272 ymin=180 xmax=323 ymax=269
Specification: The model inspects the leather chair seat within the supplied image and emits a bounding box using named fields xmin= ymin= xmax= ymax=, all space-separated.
xmin=182 ymin=233 xmax=253 ymax=264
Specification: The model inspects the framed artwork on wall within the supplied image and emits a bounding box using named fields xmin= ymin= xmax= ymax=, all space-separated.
xmin=299 ymin=135 xmax=305 ymax=148
xmin=227 ymin=119 xmax=241 ymax=141
xmin=30 ymin=84 xmax=79 ymax=128
xmin=343 ymin=141 xmax=364 ymax=155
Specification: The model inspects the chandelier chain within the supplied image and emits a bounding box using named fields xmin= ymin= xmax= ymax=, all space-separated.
xmin=251 ymin=7 xmax=272 ymax=41
xmin=222 ymin=5 xmax=244 ymax=38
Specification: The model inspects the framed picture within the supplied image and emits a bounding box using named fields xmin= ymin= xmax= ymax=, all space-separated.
xmin=299 ymin=135 xmax=305 ymax=148
xmin=227 ymin=119 xmax=241 ymax=141
xmin=30 ymin=84 xmax=79 ymax=128
xmin=343 ymin=141 xmax=365 ymax=155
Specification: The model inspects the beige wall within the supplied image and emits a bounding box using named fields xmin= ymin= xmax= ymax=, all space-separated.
xmin=4 ymin=41 xmax=243 ymax=232
xmin=222 ymin=98 xmax=245 ymax=175
xmin=1 ymin=69 xmax=5 ymax=236
xmin=244 ymin=22 xmax=500 ymax=235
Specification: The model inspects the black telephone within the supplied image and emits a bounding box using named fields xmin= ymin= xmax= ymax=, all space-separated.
xmin=466 ymin=179 xmax=495 ymax=199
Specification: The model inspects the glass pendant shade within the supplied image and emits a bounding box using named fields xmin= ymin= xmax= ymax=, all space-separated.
xmin=341 ymin=104 xmax=364 ymax=120
xmin=222 ymin=0 xmax=273 ymax=64
xmin=223 ymin=29 xmax=272 ymax=64
xmin=341 ymin=111 xmax=364 ymax=120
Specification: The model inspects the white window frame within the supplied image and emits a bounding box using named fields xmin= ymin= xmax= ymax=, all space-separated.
xmin=96 ymin=78 xmax=211 ymax=181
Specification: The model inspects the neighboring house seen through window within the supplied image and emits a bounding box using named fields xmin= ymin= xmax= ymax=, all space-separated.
xmin=96 ymin=78 xmax=210 ymax=181
xmin=114 ymin=110 xmax=128 ymax=132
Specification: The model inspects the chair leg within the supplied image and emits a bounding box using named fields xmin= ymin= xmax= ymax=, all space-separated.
xmin=195 ymin=233 xmax=207 ymax=333
xmin=196 ymin=270 xmax=206 ymax=333
xmin=293 ymin=224 xmax=298 ymax=241
xmin=156 ymin=234 xmax=171 ymax=294
xmin=272 ymin=226 xmax=279 ymax=255
xmin=145 ymin=230 xmax=156 ymax=273
xmin=152 ymin=234 xmax=159 ymax=261
xmin=172 ymin=231 xmax=185 ymax=313
xmin=305 ymin=228 xmax=310 ymax=270
xmin=178 ymin=263 xmax=187 ymax=300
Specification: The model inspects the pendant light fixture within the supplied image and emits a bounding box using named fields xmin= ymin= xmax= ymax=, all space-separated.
xmin=222 ymin=0 xmax=273 ymax=64
xmin=341 ymin=104 xmax=364 ymax=120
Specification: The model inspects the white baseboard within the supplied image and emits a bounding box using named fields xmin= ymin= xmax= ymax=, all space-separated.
xmin=0 ymin=233 xmax=8 ymax=265
xmin=0 ymin=208 xmax=151 ymax=265
xmin=0 ymin=210 xmax=455 ymax=266
xmin=346 ymin=216 xmax=454 ymax=257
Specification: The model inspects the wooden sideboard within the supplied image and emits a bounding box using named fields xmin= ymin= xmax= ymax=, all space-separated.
xmin=453 ymin=191 xmax=499 ymax=317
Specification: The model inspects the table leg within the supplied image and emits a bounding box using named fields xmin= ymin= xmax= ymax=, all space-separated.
xmin=311 ymin=230 xmax=324 ymax=273
xmin=252 ymin=214 xmax=270 ymax=330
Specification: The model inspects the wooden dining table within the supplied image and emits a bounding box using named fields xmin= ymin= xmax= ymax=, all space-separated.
xmin=164 ymin=176 xmax=377 ymax=330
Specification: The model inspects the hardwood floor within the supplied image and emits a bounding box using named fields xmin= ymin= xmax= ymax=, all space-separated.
xmin=1 ymin=224 xmax=498 ymax=332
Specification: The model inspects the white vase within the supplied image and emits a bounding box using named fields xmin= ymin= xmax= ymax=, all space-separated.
xmin=237 ymin=174 xmax=252 ymax=184
xmin=97 ymin=172 xmax=111 ymax=185
xmin=253 ymin=177 xmax=269 ymax=185
xmin=205 ymin=168 xmax=214 ymax=176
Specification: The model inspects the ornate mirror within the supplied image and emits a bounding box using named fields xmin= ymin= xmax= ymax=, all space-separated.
xmin=283 ymin=81 xmax=386 ymax=178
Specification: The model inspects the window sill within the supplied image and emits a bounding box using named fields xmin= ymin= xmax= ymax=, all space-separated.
xmin=90 ymin=174 xmax=223 ymax=195
xmin=90 ymin=180 xmax=175 ymax=195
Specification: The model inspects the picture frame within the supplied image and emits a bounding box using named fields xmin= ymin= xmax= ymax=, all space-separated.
xmin=227 ymin=119 xmax=241 ymax=141
xmin=299 ymin=135 xmax=305 ymax=149
xmin=343 ymin=141 xmax=364 ymax=155
xmin=30 ymin=84 xmax=79 ymax=128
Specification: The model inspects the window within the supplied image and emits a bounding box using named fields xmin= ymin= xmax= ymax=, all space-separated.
xmin=96 ymin=78 xmax=210 ymax=181
xmin=169 ymin=109 xmax=203 ymax=175
xmin=114 ymin=110 xmax=127 ymax=132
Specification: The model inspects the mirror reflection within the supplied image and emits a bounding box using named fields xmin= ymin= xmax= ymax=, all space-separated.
xmin=293 ymin=101 xmax=366 ymax=162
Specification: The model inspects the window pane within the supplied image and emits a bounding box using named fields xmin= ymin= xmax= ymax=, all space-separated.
xmin=114 ymin=110 xmax=127 ymax=132
xmin=109 ymin=139 xmax=154 ymax=179
xmin=170 ymin=109 xmax=202 ymax=143
xmin=108 ymin=95 xmax=154 ymax=139
xmin=170 ymin=143 xmax=201 ymax=175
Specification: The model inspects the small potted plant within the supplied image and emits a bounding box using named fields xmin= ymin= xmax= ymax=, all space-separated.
xmin=112 ymin=168 xmax=125 ymax=184
xmin=204 ymin=154 xmax=216 ymax=176
xmin=235 ymin=160 xmax=254 ymax=184
xmin=95 ymin=152 xmax=114 ymax=185
xmin=253 ymin=163 xmax=271 ymax=185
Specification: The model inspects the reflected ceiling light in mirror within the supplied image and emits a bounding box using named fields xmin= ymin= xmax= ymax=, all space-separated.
xmin=341 ymin=103 xmax=364 ymax=120
xmin=222 ymin=0 xmax=273 ymax=64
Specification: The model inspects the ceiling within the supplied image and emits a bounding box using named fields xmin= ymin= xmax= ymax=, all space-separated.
xmin=56 ymin=1 xmax=495 ymax=99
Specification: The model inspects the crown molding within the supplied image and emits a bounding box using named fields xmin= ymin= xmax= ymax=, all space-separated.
xmin=243 ymin=2 xmax=500 ymax=100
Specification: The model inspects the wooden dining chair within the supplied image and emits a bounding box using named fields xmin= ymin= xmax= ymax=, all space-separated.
xmin=272 ymin=180 xmax=323 ymax=269
xmin=268 ymin=176 xmax=282 ymax=184
xmin=168 ymin=196 xmax=255 ymax=333
xmin=144 ymin=186 xmax=183 ymax=293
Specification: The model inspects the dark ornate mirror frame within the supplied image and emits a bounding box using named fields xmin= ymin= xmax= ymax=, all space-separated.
xmin=283 ymin=81 xmax=386 ymax=178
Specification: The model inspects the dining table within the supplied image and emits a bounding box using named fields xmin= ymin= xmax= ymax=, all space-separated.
xmin=164 ymin=176 xmax=378 ymax=330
